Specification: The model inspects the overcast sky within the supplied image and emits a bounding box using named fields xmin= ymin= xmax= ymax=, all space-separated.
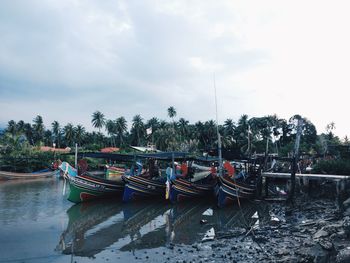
xmin=0 ymin=0 xmax=349 ymax=138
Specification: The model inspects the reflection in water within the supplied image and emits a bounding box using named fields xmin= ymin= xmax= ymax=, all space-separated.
xmin=57 ymin=199 xmax=270 ymax=258
xmin=0 ymin=179 xmax=272 ymax=262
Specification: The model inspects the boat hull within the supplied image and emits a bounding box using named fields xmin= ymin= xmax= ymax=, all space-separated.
xmin=169 ymin=177 xmax=216 ymax=203
xmin=122 ymin=175 xmax=166 ymax=202
xmin=216 ymin=176 xmax=256 ymax=208
xmin=66 ymin=174 xmax=124 ymax=203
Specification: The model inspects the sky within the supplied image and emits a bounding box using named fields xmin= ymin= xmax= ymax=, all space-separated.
xmin=0 ymin=0 xmax=349 ymax=138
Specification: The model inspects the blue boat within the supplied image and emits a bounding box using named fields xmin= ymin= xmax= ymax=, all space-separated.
xmin=169 ymin=175 xmax=217 ymax=203
xmin=216 ymin=174 xmax=256 ymax=208
xmin=122 ymin=174 xmax=167 ymax=202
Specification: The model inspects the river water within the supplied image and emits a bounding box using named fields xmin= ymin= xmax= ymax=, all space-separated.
xmin=0 ymin=178 xmax=269 ymax=263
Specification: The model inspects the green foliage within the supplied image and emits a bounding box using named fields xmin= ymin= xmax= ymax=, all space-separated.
xmin=1 ymin=111 xmax=348 ymax=164
xmin=312 ymin=159 xmax=350 ymax=175
xmin=0 ymin=148 xmax=58 ymax=172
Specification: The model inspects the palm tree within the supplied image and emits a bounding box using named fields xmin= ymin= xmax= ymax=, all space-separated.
xmin=130 ymin=115 xmax=145 ymax=146
xmin=167 ymin=106 xmax=177 ymax=120
xmin=146 ymin=117 xmax=160 ymax=133
xmin=75 ymin=125 xmax=86 ymax=146
xmin=63 ymin=123 xmax=75 ymax=147
xmin=178 ymin=118 xmax=189 ymax=138
xmin=91 ymin=111 xmax=106 ymax=133
xmin=167 ymin=106 xmax=177 ymax=150
xmin=105 ymin=120 xmax=117 ymax=146
xmin=33 ymin=115 xmax=45 ymax=144
xmin=116 ymin=117 xmax=127 ymax=147
xmin=154 ymin=127 xmax=174 ymax=151
xmin=23 ymin=123 xmax=34 ymax=145
xmin=43 ymin=130 xmax=52 ymax=146
xmin=223 ymin=119 xmax=236 ymax=147
xmin=51 ymin=121 xmax=61 ymax=148
xmin=204 ymin=120 xmax=217 ymax=150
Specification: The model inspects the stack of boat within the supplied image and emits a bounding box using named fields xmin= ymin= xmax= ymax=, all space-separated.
xmin=58 ymin=152 xmax=257 ymax=207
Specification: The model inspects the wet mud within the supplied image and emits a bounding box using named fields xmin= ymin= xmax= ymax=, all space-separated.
xmin=150 ymin=195 xmax=350 ymax=263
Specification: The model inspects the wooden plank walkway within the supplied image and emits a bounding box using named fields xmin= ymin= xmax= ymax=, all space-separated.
xmin=262 ymin=172 xmax=350 ymax=180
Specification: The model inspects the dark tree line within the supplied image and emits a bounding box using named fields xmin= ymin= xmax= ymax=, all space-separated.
xmin=0 ymin=107 xmax=346 ymax=159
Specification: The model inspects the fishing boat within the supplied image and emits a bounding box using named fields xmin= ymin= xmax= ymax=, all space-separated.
xmin=215 ymin=161 xmax=257 ymax=208
xmin=168 ymin=159 xmax=218 ymax=203
xmin=0 ymin=169 xmax=58 ymax=180
xmin=122 ymin=171 xmax=167 ymax=202
xmin=122 ymin=152 xmax=189 ymax=202
xmin=59 ymin=161 xmax=125 ymax=203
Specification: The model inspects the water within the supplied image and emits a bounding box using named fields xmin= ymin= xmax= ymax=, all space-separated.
xmin=0 ymin=178 xmax=267 ymax=263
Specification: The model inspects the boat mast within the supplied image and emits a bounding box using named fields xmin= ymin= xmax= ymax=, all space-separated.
xmin=214 ymin=73 xmax=223 ymax=177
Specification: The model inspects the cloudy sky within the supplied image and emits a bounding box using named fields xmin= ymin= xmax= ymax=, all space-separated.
xmin=0 ymin=0 xmax=349 ymax=138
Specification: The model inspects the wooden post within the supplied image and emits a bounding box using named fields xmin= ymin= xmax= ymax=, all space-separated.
xmin=257 ymin=159 xmax=263 ymax=198
xmin=288 ymin=157 xmax=297 ymax=201
xmin=288 ymin=119 xmax=303 ymax=202
xmin=265 ymin=177 xmax=269 ymax=197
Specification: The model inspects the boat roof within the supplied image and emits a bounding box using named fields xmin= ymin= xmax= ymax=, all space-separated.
xmin=75 ymin=151 xmax=191 ymax=161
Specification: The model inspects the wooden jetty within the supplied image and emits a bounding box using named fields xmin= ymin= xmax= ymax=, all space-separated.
xmin=259 ymin=171 xmax=350 ymax=199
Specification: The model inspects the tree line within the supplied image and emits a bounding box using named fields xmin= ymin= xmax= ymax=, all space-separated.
xmin=0 ymin=107 xmax=347 ymax=158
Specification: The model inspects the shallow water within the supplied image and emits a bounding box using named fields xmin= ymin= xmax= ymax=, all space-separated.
xmin=0 ymin=178 xmax=268 ymax=263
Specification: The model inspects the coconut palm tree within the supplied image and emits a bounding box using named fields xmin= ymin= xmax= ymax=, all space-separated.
xmin=130 ymin=115 xmax=145 ymax=146
xmin=167 ymin=106 xmax=177 ymax=120
xmin=91 ymin=111 xmax=106 ymax=133
xmin=23 ymin=123 xmax=34 ymax=145
xmin=75 ymin=125 xmax=86 ymax=146
xmin=51 ymin=121 xmax=61 ymax=148
xmin=178 ymin=118 xmax=189 ymax=138
xmin=116 ymin=117 xmax=127 ymax=147
xmin=146 ymin=117 xmax=160 ymax=133
xmin=32 ymin=115 xmax=45 ymax=144
xmin=223 ymin=118 xmax=236 ymax=147
xmin=43 ymin=130 xmax=52 ymax=146
xmin=63 ymin=123 xmax=75 ymax=147
xmin=105 ymin=120 xmax=117 ymax=146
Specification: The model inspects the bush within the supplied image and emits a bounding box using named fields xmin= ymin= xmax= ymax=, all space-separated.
xmin=312 ymin=159 xmax=350 ymax=175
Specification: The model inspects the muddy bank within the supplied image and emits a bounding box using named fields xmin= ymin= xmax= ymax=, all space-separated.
xmin=152 ymin=195 xmax=350 ymax=263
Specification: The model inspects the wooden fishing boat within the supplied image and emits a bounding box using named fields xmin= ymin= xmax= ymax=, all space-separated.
xmin=216 ymin=175 xmax=256 ymax=208
xmin=59 ymin=162 xmax=124 ymax=203
xmin=122 ymin=174 xmax=167 ymax=202
xmin=169 ymin=174 xmax=217 ymax=203
xmin=0 ymin=169 xmax=58 ymax=180
xmin=121 ymin=151 xmax=190 ymax=202
xmin=168 ymin=158 xmax=218 ymax=203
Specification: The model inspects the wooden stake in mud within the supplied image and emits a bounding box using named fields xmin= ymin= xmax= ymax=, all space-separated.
xmin=288 ymin=119 xmax=303 ymax=202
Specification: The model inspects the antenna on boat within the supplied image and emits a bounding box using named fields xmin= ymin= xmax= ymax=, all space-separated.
xmin=214 ymin=73 xmax=223 ymax=177
xmin=74 ymin=143 xmax=78 ymax=169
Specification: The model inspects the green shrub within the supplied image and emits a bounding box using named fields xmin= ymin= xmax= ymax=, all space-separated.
xmin=312 ymin=159 xmax=350 ymax=175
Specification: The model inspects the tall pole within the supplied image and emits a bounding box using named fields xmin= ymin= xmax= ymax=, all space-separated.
xmin=74 ymin=143 xmax=78 ymax=169
xmin=288 ymin=118 xmax=303 ymax=201
xmin=214 ymin=73 xmax=223 ymax=177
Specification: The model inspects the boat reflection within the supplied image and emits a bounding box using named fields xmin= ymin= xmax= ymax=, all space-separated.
xmin=57 ymin=200 xmax=269 ymax=258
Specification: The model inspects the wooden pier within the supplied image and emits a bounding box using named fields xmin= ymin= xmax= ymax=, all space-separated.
xmin=262 ymin=172 xmax=350 ymax=180
xmin=258 ymin=172 xmax=350 ymax=200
